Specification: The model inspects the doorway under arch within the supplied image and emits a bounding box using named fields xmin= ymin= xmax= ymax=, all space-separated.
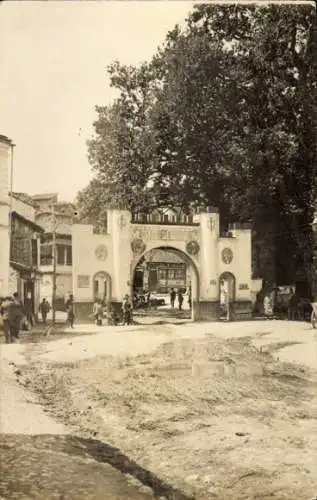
xmin=93 ymin=271 xmax=112 ymax=304
xmin=131 ymin=246 xmax=200 ymax=321
xmin=219 ymin=272 xmax=236 ymax=304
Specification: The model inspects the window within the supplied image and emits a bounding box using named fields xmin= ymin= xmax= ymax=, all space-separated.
xmin=40 ymin=244 xmax=52 ymax=265
xmin=31 ymin=238 xmax=38 ymax=266
xmin=167 ymin=269 xmax=175 ymax=280
xmin=57 ymin=245 xmax=65 ymax=265
xmin=66 ymin=246 xmax=72 ymax=265
xmin=158 ymin=269 xmax=167 ymax=280
xmin=175 ymin=268 xmax=185 ymax=279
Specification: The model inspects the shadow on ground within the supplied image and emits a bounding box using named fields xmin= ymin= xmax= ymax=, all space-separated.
xmin=0 ymin=434 xmax=194 ymax=500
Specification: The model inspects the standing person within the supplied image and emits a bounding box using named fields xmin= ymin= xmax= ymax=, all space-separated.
xmin=288 ymin=288 xmax=297 ymax=321
xmin=188 ymin=286 xmax=192 ymax=309
xmin=9 ymin=292 xmax=24 ymax=340
xmin=177 ymin=290 xmax=184 ymax=310
xmin=93 ymin=299 xmax=103 ymax=326
xmin=65 ymin=294 xmax=75 ymax=328
xmin=0 ymin=296 xmax=13 ymax=343
xmin=39 ymin=298 xmax=50 ymax=325
xmin=122 ymin=294 xmax=133 ymax=325
xmin=24 ymin=292 xmax=34 ymax=327
xmin=170 ymin=288 xmax=176 ymax=308
xmin=263 ymin=294 xmax=273 ymax=319
xmin=146 ymin=290 xmax=151 ymax=310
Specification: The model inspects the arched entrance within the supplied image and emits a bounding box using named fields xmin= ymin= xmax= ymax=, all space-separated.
xmin=93 ymin=271 xmax=112 ymax=303
xmin=131 ymin=246 xmax=200 ymax=321
xmin=219 ymin=272 xmax=236 ymax=301
xmin=219 ymin=272 xmax=236 ymax=320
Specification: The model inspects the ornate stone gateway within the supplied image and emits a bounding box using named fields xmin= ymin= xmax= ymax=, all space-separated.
xmin=72 ymin=208 xmax=253 ymax=321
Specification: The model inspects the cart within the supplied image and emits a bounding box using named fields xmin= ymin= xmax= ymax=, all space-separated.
xmin=311 ymin=302 xmax=317 ymax=329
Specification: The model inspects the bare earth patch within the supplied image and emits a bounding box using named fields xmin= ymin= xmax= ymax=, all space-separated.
xmin=19 ymin=335 xmax=317 ymax=499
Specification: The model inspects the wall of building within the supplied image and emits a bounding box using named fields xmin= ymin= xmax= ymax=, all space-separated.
xmin=0 ymin=136 xmax=11 ymax=296
xmin=35 ymin=212 xmax=72 ymax=234
xmin=72 ymin=224 xmax=114 ymax=303
xmin=39 ymin=273 xmax=72 ymax=306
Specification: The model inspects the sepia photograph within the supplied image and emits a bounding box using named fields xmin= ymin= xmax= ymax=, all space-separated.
xmin=0 ymin=1 xmax=316 ymax=498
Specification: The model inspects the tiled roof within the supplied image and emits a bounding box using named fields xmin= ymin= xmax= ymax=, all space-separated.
xmin=147 ymin=249 xmax=185 ymax=263
xmin=11 ymin=192 xmax=37 ymax=208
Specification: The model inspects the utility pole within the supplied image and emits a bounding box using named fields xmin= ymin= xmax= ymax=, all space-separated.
xmin=51 ymin=203 xmax=57 ymax=325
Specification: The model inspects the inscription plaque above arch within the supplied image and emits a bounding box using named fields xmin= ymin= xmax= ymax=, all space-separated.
xmin=95 ymin=244 xmax=108 ymax=261
xmin=222 ymin=247 xmax=233 ymax=264
xmin=131 ymin=238 xmax=146 ymax=255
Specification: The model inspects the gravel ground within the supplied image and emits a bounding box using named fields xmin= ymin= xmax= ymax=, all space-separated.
xmin=13 ymin=326 xmax=317 ymax=500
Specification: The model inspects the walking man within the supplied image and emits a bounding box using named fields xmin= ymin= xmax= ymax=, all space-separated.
xmin=177 ymin=290 xmax=184 ymax=310
xmin=39 ymin=298 xmax=50 ymax=325
xmin=9 ymin=292 xmax=24 ymax=340
xmin=170 ymin=288 xmax=176 ymax=308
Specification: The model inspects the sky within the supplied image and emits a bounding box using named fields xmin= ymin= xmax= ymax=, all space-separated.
xmin=0 ymin=1 xmax=194 ymax=202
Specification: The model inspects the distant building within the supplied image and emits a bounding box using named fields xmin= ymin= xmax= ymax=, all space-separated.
xmin=32 ymin=193 xmax=75 ymax=308
xmin=134 ymin=249 xmax=189 ymax=293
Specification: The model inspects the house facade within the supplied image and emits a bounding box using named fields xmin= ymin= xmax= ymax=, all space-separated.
xmin=32 ymin=193 xmax=74 ymax=307
xmin=9 ymin=193 xmax=44 ymax=314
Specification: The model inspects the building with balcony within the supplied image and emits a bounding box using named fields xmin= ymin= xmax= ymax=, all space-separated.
xmin=32 ymin=193 xmax=75 ymax=308
xmin=9 ymin=193 xmax=44 ymax=314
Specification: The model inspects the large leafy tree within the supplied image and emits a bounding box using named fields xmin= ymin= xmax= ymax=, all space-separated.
xmin=77 ymin=3 xmax=317 ymax=288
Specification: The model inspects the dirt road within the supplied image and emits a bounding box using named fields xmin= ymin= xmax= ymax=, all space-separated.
xmin=1 ymin=319 xmax=316 ymax=499
xmin=0 ymin=356 xmax=180 ymax=499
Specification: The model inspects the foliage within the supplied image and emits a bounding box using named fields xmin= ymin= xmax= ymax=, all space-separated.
xmin=76 ymin=4 xmax=317 ymax=286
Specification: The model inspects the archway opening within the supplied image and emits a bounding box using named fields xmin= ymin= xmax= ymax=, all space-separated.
xmin=131 ymin=246 xmax=199 ymax=321
xmin=93 ymin=271 xmax=112 ymax=305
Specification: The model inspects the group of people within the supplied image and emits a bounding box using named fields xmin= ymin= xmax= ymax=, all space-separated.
xmin=0 ymin=293 xmax=25 ymax=343
xmin=92 ymin=294 xmax=133 ymax=326
xmin=170 ymin=287 xmax=191 ymax=310
xmin=39 ymin=295 xmax=75 ymax=328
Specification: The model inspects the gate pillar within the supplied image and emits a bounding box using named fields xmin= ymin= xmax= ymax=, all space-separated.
xmin=197 ymin=209 xmax=220 ymax=320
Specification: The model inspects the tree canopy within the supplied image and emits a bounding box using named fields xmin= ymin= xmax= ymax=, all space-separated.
xmin=76 ymin=3 xmax=317 ymax=287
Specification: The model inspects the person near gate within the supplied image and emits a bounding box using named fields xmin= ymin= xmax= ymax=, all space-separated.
xmin=170 ymin=288 xmax=176 ymax=308
xmin=39 ymin=298 xmax=50 ymax=325
xmin=65 ymin=294 xmax=75 ymax=328
xmin=24 ymin=292 xmax=34 ymax=327
xmin=0 ymin=296 xmax=13 ymax=343
xmin=122 ymin=294 xmax=133 ymax=325
xmin=287 ymin=288 xmax=298 ymax=321
xmin=188 ymin=285 xmax=192 ymax=309
xmin=9 ymin=292 xmax=24 ymax=340
xmin=93 ymin=299 xmax=104 ymax=326
xmin=263 ymin=293 xmax=273 ymax=319
xmin=177 ymin=290 xmax=184 ymax=310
